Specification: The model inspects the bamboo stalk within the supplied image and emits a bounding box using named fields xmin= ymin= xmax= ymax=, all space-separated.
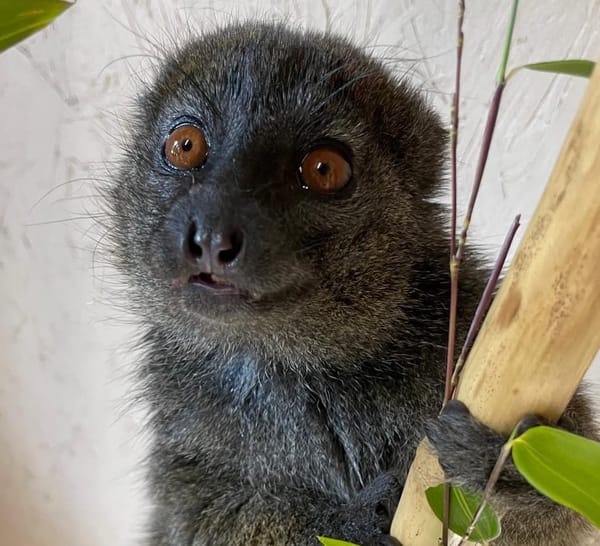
xmin=391 ymin=59 xmax=600 ymax=545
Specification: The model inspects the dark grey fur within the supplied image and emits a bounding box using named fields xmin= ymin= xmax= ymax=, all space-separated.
xmin=106 ymin=22 xmax=598 ymax=546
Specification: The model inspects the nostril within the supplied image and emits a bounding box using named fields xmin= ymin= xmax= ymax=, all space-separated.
xmin=183 ymin=222 xmax=244 ymax=268
xmin=217 ymin=228 xmax=244 ymax=265
xmin=186 ymin=222 xmax=204 ymax=259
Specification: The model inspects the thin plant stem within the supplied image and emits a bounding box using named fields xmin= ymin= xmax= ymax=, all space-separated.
xmin=444 ymin=257 xmax=459 ymax=404
xmin=444 ymin=0 xmax=520 ymax=402
xmin=442 ymin=480 xmax=452 ymax=546
xmin=450 ymin=0 xmax=465 ymax=259
xmin=442 ymin=2 xmax=466 ymax=542
xmin=451 ymin=215 xmax=521 ymax=396
xmin=443 ymin=0 xmax=466 ymax=402
xmin=455 ymin=0 xmax=519 ymax=263
xmin=455 ymin=82 xmax=505 ymax=261
xmin=457 ymin=425 xmax=521 ymax=546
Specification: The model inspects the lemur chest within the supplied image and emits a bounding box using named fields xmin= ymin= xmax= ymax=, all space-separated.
xmin=166 ymin=368 xmax=397 ymax=497
xmin=215 ymin=381 xmax=371 ymax=496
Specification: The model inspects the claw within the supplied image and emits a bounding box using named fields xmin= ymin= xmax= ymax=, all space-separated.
xmin=441 ymin=399 xmax=470 ymax=417
xmin=515 ymin=414 xmax=544 ymax=436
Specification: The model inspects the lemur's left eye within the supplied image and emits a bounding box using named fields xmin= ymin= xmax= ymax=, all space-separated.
xmin=164 ymin=124 xmax=208 ymax=170
xmin=298 ymin=147 xmax=352 ymax=193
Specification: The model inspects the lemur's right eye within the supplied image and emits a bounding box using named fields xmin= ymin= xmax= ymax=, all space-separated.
xmin=164 ymin=124 xmax=208 ymax=170
xmin=299 ymin=147 xmax=352 ymax=193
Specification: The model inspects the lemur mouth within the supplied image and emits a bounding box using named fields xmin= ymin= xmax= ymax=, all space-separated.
xmin=187 ymin=272 xmax=243 ymax=295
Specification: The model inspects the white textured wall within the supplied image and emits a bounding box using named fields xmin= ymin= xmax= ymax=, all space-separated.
xmin=0 ymin=2 xmax=599 ymax=545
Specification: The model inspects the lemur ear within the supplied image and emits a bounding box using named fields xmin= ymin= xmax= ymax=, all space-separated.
xmin=350 ymin=74 xmax=447 ymax=197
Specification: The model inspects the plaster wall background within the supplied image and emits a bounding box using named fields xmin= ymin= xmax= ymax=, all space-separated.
xmin=0 ymin=1 xmax=599 ymax=545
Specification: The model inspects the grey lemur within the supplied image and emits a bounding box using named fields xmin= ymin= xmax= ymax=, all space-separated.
xmin=106 ymin=22 xmax=598 ymax=546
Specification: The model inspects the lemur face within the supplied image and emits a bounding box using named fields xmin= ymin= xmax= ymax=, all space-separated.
xmin=108 ymin=23 xmax=446 ymax=360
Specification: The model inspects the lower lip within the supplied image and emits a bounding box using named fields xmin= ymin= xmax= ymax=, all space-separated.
xmin=178 ymin=274 xmax=246 ymax=297
xmin=190 ymin=281 xmax=242 ymax=295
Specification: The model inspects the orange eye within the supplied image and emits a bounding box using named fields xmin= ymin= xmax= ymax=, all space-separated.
xmin=299 ymin=147 xmax=352 ymax=193
xmin=164 ymin=124 xmax=208 ymax=169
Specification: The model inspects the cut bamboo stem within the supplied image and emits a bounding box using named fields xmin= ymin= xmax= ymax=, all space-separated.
xmin=391 ymin=59 xmax=600 ymax=545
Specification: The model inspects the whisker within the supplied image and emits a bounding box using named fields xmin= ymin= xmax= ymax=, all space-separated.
xmin=98 ymin=53 xmax=162 ymax=78
xmin=30 ymin=177 xmax=107 ymax=211
xmin=25 ymin=215 xmax=106 ymax=227
xmin=314 ymin=68 xmax=381 ymax=111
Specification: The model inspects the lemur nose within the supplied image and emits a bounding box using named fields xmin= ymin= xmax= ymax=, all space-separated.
xmin=184 ymin=222 xmax=245 ymax=271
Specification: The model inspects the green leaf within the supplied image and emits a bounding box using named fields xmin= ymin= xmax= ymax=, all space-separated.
xmin=317 ymin=537 xmax=360 ymax=546
xmin=425 ymin=484 xmax=501 ymax=543
xmin=496 ymin=0 xmax=520 ymax=84
xmin=512 ymin=426 xmax=600 ymax=528
xmin=519 ymin=60 xmax=595 ymax=79
xmin=0 ymin=0 xmax=74 ymax=53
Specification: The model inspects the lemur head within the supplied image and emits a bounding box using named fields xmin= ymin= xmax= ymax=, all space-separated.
xmin=107 ymin=22 xmax=447 ymax=366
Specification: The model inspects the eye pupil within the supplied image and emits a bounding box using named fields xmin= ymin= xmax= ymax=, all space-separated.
xmin=182 ymin=139 xmax=193 ymax=152
xmin=316 ymin=162 xmax=330 ymax=176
